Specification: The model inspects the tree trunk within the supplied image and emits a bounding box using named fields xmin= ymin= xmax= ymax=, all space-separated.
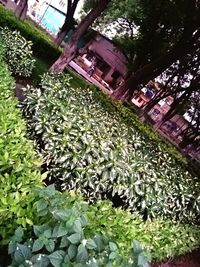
xmin=55 ymin=30 xmax=70 ymax=47
xmin=15 ymin=0 xmax=28 ymax=20
xmin=50 ymin=0 xmax=110 ymax=74
xmin=112 ymin=27 xmax=200 ymax=101
xmin=49 ymin=47 xmax=76 ymax=73
xmin=55 ymin=0 xmax=80 ymax=46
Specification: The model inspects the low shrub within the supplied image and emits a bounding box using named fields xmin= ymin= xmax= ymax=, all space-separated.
xmin=113 ymin=102 xmax=187 ymax=166
xmin=85 ymin=200 xmax=200 ymax=261
xmin=21 ymin=73 xmax=200 ymax=224
xmin=65 ymin=69 xmax=187 ymax=168
xmin=0 ymin=5 xmax=60 ymax=64
xmin=0 ymin=27 xmax=35 ymax=77
xmin=8 ymin=186 xmax=150 ymax=267
xmin=7 ymin=187 xmax=200 ymax=264
xmin=0 ymin=51 xmax=42 ymax=244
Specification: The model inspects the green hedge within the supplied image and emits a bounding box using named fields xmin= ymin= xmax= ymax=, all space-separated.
xmin=0 ymin=27 xmax=35 ymax=77
xmin=85 ymin=200 xmax=200 ymax=261
xmin=65 ymin=69 xmax=188 ymax=169
xmin=0 ymin=51 xmax=42 ymax=244
xmin=0 ymin=5 xmax=60 ymax=64
xmin=8 ymin=186 xmax=150 ymax=267
xmin=7 ymin=186 xmax=200 ymax=264
xmin=22 ymin=73 xmax=200 ymax=224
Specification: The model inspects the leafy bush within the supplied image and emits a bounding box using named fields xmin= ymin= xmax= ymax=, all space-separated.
xmin=85 ymin=200 xmax=200 ymax=261
xmin=8 ymin=186 xmax=150 ymax=267
xmin=7 ymin=187 xmax=200 ymax=264
xmin=0 ymin=5 xmax=60 ymax=64
xmin=0 ymin=52 xmax=42 ymax=244
xmin=0 ymin=27 xmax=35 ymax=77
xmin=21 ymin=73 xmax=200 ymax=223
xmin=66 ymin=69 xmax=187 ymax=168
xmin=114 ymin=101 xmax=187 ymax=166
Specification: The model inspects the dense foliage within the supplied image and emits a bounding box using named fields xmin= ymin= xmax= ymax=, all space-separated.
xmin=0 ymin=5 xmax=60 ymax=63
xmin=9 ymin=186 xmax=150 ymax=267
xmin=0 ymin=27 xmax=35 ymax=77
xmin=0 ymin=61 xmax=198 ymax=263
xmin=85 ymin=200 xmax=200 ymax=261
xmin=0 ymin=49 xmax=42 ymax=244
xmin=6 ymin=186 xmax=200 ymax=264
xmin=57 ymin=69 xmax=187 ymax=167
xmin=22 ymin=73 xmax=200 ymax=223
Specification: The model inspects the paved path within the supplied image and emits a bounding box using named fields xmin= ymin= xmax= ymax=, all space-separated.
xmin=68 ymin=61 xmax=113 ymax=94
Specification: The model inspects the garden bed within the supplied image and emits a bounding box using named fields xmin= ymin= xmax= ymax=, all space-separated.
xmin=0 ymin=16 xmax=199 ymax=265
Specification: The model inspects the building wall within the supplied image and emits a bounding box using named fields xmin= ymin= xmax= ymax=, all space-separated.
xmin=131 ymin=93 xmax=149 ymax=107
xmin=89 ymin=35 xmax=128 ymax=80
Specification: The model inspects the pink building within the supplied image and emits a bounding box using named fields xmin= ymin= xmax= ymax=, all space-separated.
xmin=74 ymin=32 xmax=128 ymax=89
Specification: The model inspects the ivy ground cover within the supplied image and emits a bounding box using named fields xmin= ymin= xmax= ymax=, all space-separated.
xmin=22 ymin=73 xmax=200 ymax=224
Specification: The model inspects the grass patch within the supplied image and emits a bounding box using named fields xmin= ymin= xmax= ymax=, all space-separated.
xmin=31 ymin=57 xmax=50 ymax=85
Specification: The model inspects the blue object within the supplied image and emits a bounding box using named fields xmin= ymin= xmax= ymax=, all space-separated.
xmin=41 ymin=6 xmax=65 ymax=34
xmin=145 ymin=89 xmax=155 ymax=99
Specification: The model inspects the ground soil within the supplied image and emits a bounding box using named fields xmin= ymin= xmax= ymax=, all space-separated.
xmin=151 ymin=249 xmax=200 ymax=267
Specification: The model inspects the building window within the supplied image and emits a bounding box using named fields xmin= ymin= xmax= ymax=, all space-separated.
xmin=152 ymin=109 xmax=160 ymax=116
xmin=112 ymin=71 xmax=120 ymax=79
xmin=85 ymin=53 xmax=95 ymax=61
xmin=97 ymin=61 xmax=110 ymax=73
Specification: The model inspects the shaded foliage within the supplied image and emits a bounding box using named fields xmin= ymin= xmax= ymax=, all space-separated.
xmin=21 ymin=73 xmax=200 ymax=224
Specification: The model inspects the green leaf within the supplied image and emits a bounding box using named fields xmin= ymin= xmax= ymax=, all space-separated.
xmin=14 ymin=244 xmax=31 ymax=264
xmin=33 ymin=225 xmax=49 ymax=237
xmin=76 ymin=244 xmax=88 ymax=263
xmin=137 ymin=253 xmax=149 ymax=267
xmin=36 ymin=200 xmax=47 ymax=212
xmin=41 ymin=185 xmax=56 ymax=198
xmin=109 ymin=251 xmax=117 ymax=260
xmin=31 ymin=254 xmax=50 ymax=267
xmin=73 ymin=219 xmax=82 ymax=233
xmin=45 ymin=239 xmax=55 ymax=253
xmin=133 ymin=240 xmax=143 ymax=254
xmin=8 ymin=242 xmax=17 ymax=255
xmin=68 ymin=244 xmax=77 ymax=260
xmin=44 ymin=229 xmax=52 ymax=238
xmin=68 ymin=233 xmax=82 ymax=245
xmin=48 ymin=250 xmax=65 ymax=267
xmin=32 ymin=238 xmax=44 ymax=252
xmin=86 ymin=239 xmax=97 ymax=250
xmin=94 ymin=235 xmax=103 ymax=252
xmin=52 ymin=209 xmax=71 ymax=221
xmin=60 ymin=236 xmax=70 ymax=248
xmin=12 ymin=227 xmax=24 ymax=242
xmin=52 ymin=223 xmax=68 ymax=238
xmin=109 ymin=242 xmax=118 ymax=252
xmin=87 ymin=261 xmax=99 ymax=267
